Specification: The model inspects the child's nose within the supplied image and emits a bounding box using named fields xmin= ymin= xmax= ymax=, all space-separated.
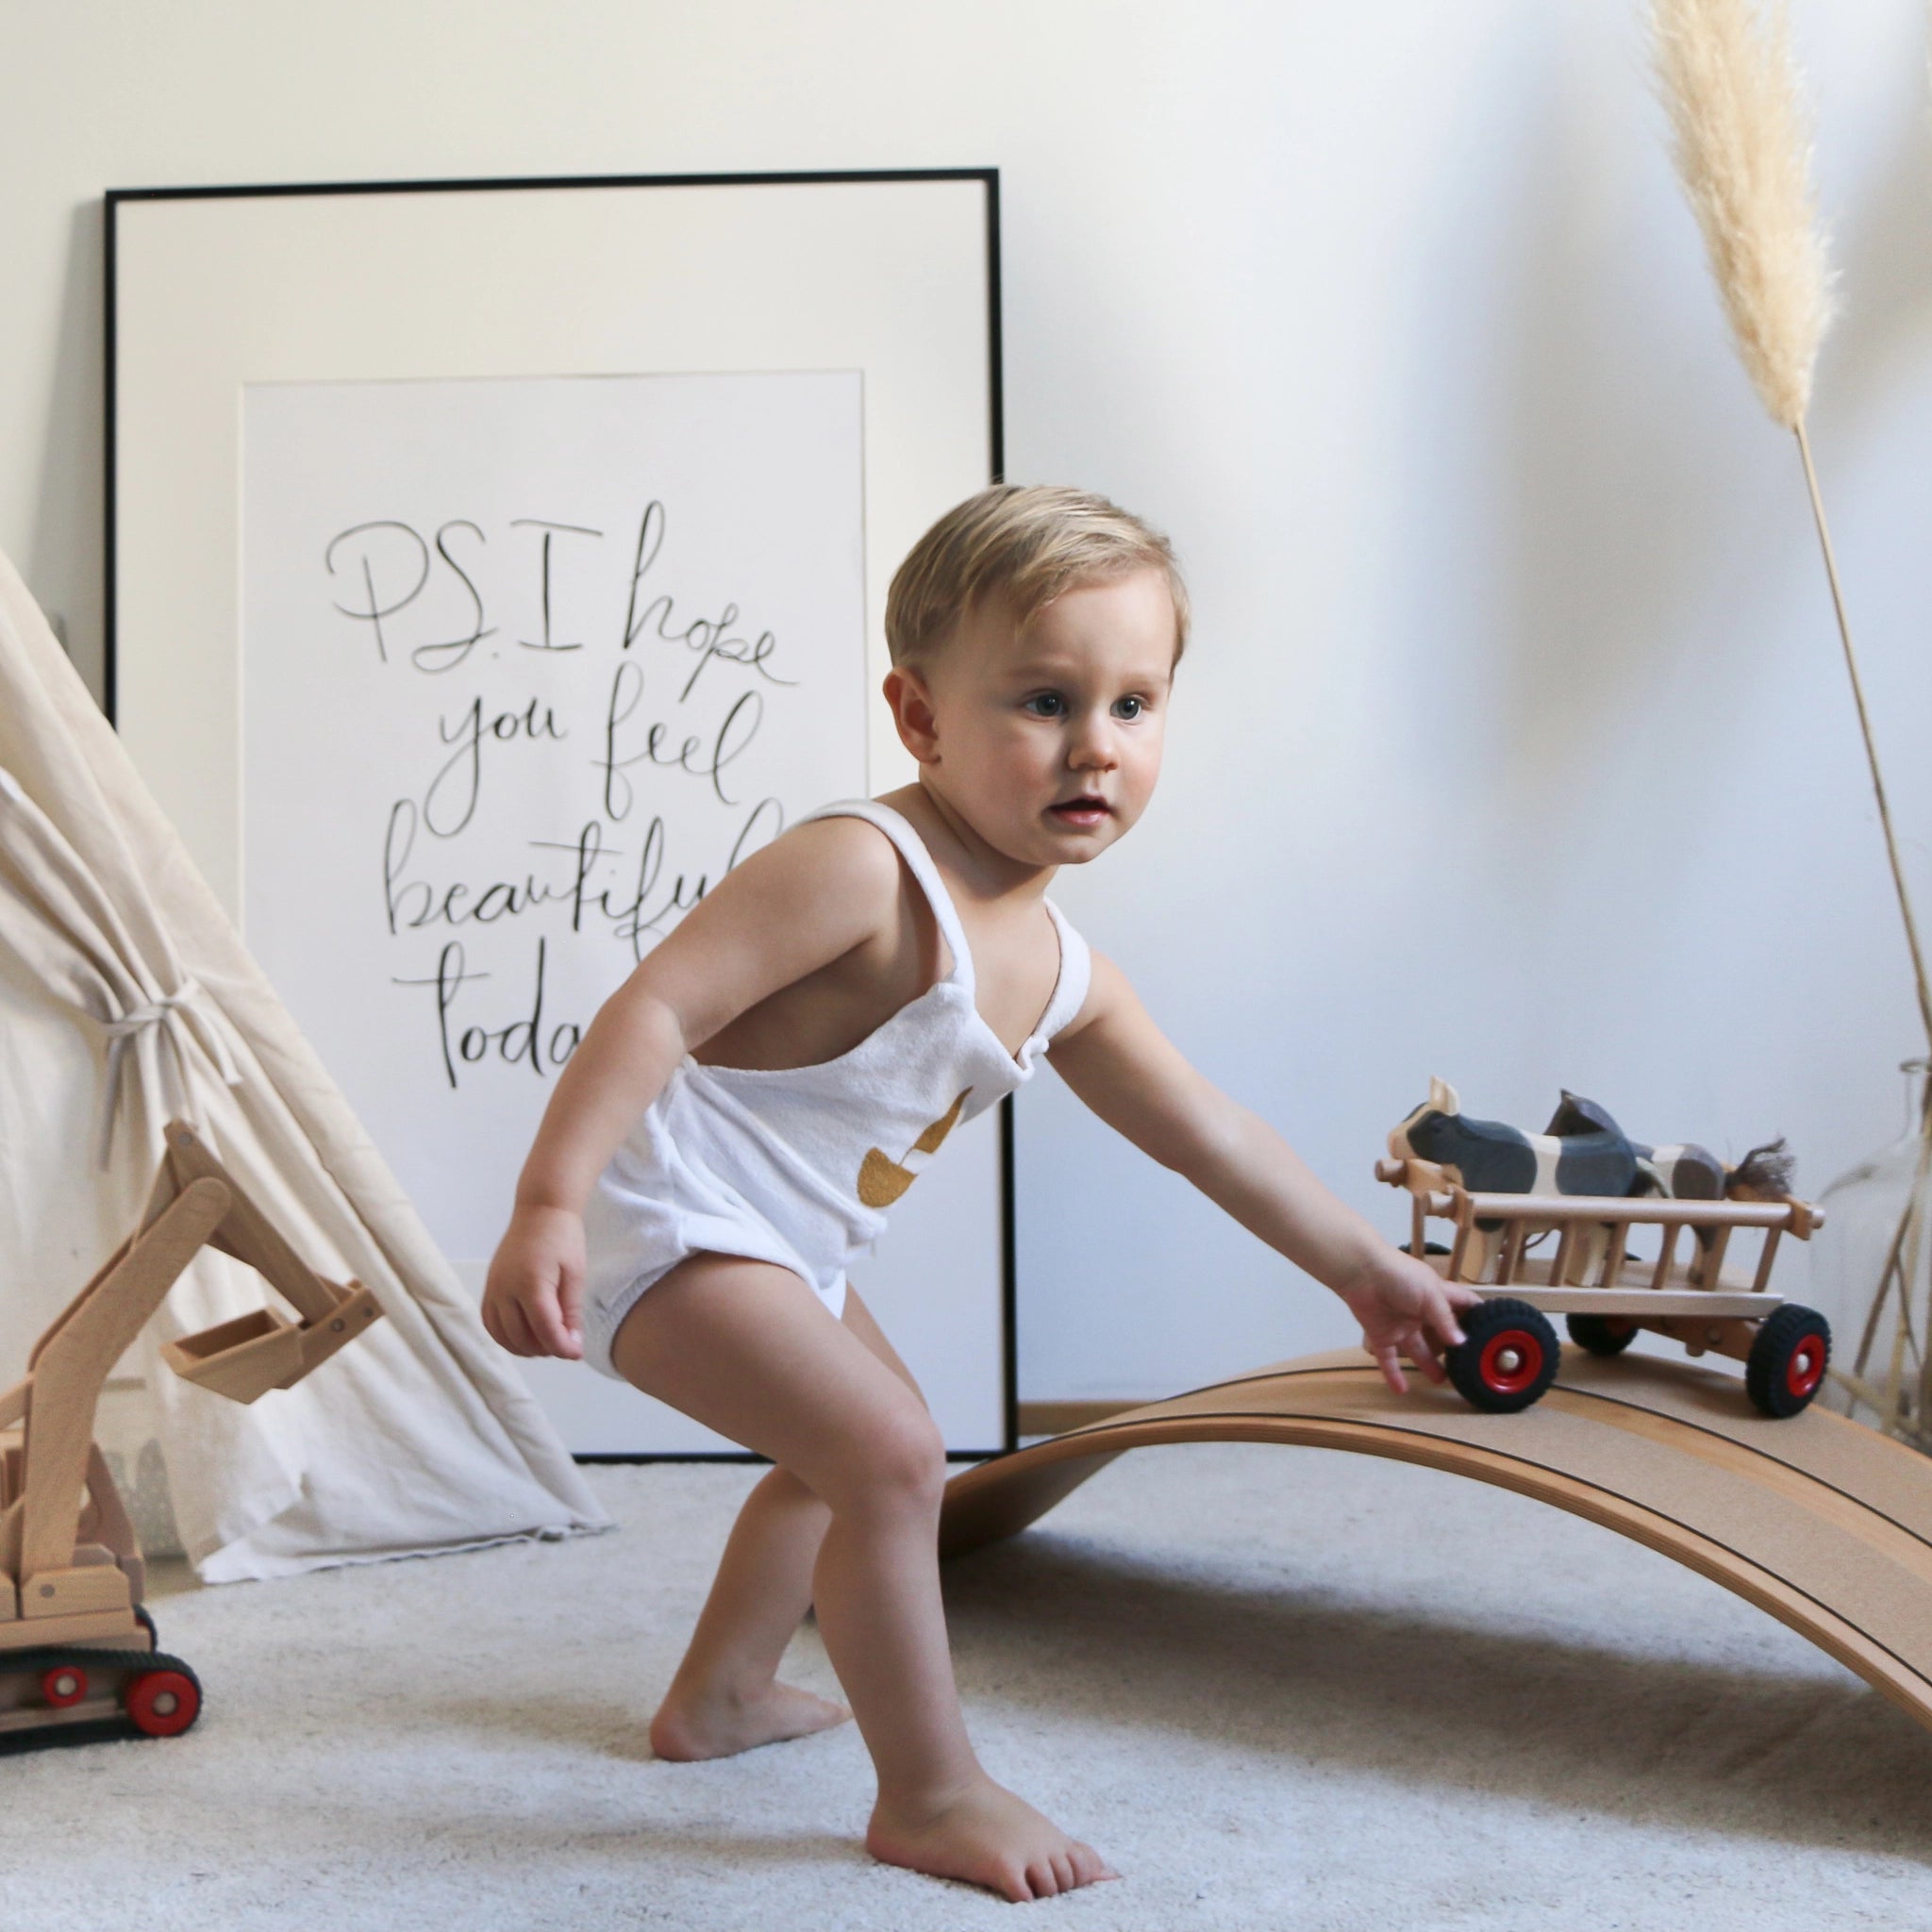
xmin=1068 ymin=715 xmax=1119 ymax=769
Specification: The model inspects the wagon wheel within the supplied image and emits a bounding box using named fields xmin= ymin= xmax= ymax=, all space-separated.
xmin=1447 ymin=1299 xmax=1560 ymax=1413
xmin=1746 ymin=1305 xmax=1831 ymax=1420
xmin=1566 ymin=1314 xmax=1638 ymax=1357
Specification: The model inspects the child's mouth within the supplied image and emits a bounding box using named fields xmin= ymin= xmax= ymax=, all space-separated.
xmin=1048 ymin=797 xmax=1110 ymax=826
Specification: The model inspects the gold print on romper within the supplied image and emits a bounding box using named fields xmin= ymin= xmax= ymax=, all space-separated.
xmin=857 ymin=1091 xmax=972 ymax=1208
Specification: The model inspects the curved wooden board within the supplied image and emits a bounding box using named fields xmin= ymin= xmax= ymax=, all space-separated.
xmin=941 ymin=1349 xmax=1932 ymax=1736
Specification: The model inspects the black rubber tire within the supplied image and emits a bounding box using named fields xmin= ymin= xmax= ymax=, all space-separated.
xmin=1447 ymin=1298 xmax=1560 ymax=1413
xmin=0 ymin=1644 xmax=202 ymax=1750
xmin=1566 ymin=1314 xmax=1639 ymax=1357
xmin=134 ymin=1604 xmax=158 ymax=1644
xmin=1746 ymin=1304 xmax=1831 ymax=1419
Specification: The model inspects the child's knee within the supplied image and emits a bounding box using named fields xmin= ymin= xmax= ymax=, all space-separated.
xmin=835 ymin=1401 xmax=947 ymax=1516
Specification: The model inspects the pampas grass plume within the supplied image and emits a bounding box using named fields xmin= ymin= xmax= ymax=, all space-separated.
xmin=1651 ymin=0 xmax=1836 ymax=428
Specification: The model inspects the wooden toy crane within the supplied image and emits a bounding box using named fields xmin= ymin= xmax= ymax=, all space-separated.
xmin=0 ymin=1121 xmax=381 ymax=1742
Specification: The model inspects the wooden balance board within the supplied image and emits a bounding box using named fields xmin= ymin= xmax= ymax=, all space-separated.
xmin=940 ymin=1348 xmax=1932 ymax=1737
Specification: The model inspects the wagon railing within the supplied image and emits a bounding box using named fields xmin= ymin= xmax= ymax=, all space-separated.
xmin=1374 ymin=1157 xmax=1823 ymax=1315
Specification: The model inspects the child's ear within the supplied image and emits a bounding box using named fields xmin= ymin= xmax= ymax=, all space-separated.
xmin=883 ymin=665 xmax=941 ymax=764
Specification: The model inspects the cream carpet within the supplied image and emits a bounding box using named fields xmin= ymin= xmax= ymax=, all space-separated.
xmin=6 ymin=1442 xmax=1931 ymax=1930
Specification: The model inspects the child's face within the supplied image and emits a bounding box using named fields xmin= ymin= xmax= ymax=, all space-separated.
xmin=894 ymin=567 xmax=1176 ymax=869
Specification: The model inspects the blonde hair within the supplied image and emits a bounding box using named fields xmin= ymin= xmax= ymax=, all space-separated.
xmin=885 ymin=484 xmax=1190 ymax=668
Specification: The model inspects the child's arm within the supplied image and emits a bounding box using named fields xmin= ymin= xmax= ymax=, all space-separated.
xmin=482 ymin=820 xmax=905 ymax=1360
xmin=1046 ymin=952 xmax=1479 ymax=1392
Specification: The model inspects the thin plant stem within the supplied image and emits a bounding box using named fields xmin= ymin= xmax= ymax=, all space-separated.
xmin=1829 ymin=1360 xmax=1909 ymax=1421
xmin=1840 ymin=1072 xmax=1932 ymax=1441
xmin=1793 ymin=421 xmax=1932 ymax=1052
xmin=1887 ymin=1295 xmax=1913 ymax=1437
xmin=1851 ymin=1220 xmax=1904 ymax=1381
xmin=1867 ymin=1158 xmax=1932 ymax=1441
xmin=1908 ymin=1196 xmax=1932 ymax=1437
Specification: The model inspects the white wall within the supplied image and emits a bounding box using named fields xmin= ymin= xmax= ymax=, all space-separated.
xmin=5 ymin=0 xmax=1930 ymax=1403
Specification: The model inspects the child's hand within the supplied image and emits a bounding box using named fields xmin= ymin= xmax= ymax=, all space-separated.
xmin=482 ymin=1205 xmax=587 ymax=1359
xmin=1335 ymin=1249 xmax=1482 ymax=1395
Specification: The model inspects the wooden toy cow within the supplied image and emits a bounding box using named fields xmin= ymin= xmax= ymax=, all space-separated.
xmin=1389 ymin=1079 xmax=1793 ymax=1282
xmin=1388 ymin=1078 xmax=1637 ymax=1282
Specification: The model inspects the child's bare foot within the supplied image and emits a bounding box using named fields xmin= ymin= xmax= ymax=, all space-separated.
xmin=649 ymin=1679 xmax=850 ymax=1760
xmin=867 ymin=1774 xmax=1117 ymax=1903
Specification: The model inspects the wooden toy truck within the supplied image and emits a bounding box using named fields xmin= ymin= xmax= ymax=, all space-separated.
xmin=0 ymin=1122 xmax=381 ymax=1744
xmin=1376 ymin=1156 xmax=1830 ymax=1418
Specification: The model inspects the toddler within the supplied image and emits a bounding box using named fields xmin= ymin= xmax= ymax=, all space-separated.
xmin=483 ymin=484 xmax=1477 ymax=1903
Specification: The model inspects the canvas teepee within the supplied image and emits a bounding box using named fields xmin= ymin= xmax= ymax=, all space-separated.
xmin=0 ymin=546 xmax=608 ymax=1579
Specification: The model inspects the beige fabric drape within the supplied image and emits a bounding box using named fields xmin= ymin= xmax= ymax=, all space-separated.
xmin=0 ymin=547 xmax=608 ymax=1578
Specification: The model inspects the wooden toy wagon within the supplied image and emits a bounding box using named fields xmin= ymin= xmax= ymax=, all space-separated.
xmin=1376 ymin=1154 xmax=1830 ymax=1418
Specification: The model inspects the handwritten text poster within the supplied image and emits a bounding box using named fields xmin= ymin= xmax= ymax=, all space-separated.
xmin=241 ymin=372 xmax=867 ymax=1274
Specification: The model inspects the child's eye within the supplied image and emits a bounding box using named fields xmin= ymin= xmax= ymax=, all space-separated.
xmin=1023 ymin=692 xmax=1066 ymax=718
xmin=1112 ymin=695 xmax=1146 ymax=720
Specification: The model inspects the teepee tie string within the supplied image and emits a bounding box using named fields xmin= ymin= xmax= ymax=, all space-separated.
xmin=100 ymin=974 xmax=243 ymax=1167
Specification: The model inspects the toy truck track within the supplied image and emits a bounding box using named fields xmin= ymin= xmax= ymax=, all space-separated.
xmin=0 ymin=1640 xmax=202 ymax=1744
xmin=1375 ymin=1157 xmax=1830 ymax=1417
xmin=0 ymin=1122 xmax=381 ymax=1745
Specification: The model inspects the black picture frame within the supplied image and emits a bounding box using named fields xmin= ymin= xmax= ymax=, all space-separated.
xmin=106 ymin=168 xmax=1016 ymax=1457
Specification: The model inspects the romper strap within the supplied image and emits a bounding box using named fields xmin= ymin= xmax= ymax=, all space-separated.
xmin=797 ymin=800 xmax=975 ymax=992
xmin=1036 ymin=900 xmax=1093 ymax=1041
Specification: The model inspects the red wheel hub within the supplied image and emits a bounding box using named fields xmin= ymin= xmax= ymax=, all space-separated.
xmin=42 ymin=1664 xmax=88 ymax=1708
xmin=1786 ymin=1333 xmax=1826 ymax=1400
xmin=1480 ymin=1328 xmax=1545 ymax=1395
xmin=125 ymin=1669 xmax=199 ymax=1738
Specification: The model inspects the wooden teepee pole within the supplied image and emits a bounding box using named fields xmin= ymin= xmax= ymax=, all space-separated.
xmin=1794 ymin=422 xmax=1932 ymax=1054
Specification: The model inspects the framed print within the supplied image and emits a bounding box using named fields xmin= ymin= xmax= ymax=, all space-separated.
xmin=108 ymin=171 xmax=1010 ymax=1455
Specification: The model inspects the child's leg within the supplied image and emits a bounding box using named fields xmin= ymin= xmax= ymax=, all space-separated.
xmin=647 ymin=1464 xmax=845 ymax=1759
xmin=611 ymin=1254 xmax=1112 ymax=1903
xmin=649 ymin=1289 xmax=918 ymax=1760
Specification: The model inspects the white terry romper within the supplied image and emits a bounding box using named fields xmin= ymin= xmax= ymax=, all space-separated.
xmin=579 ymin=799 xmax=1093 ymax=1378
